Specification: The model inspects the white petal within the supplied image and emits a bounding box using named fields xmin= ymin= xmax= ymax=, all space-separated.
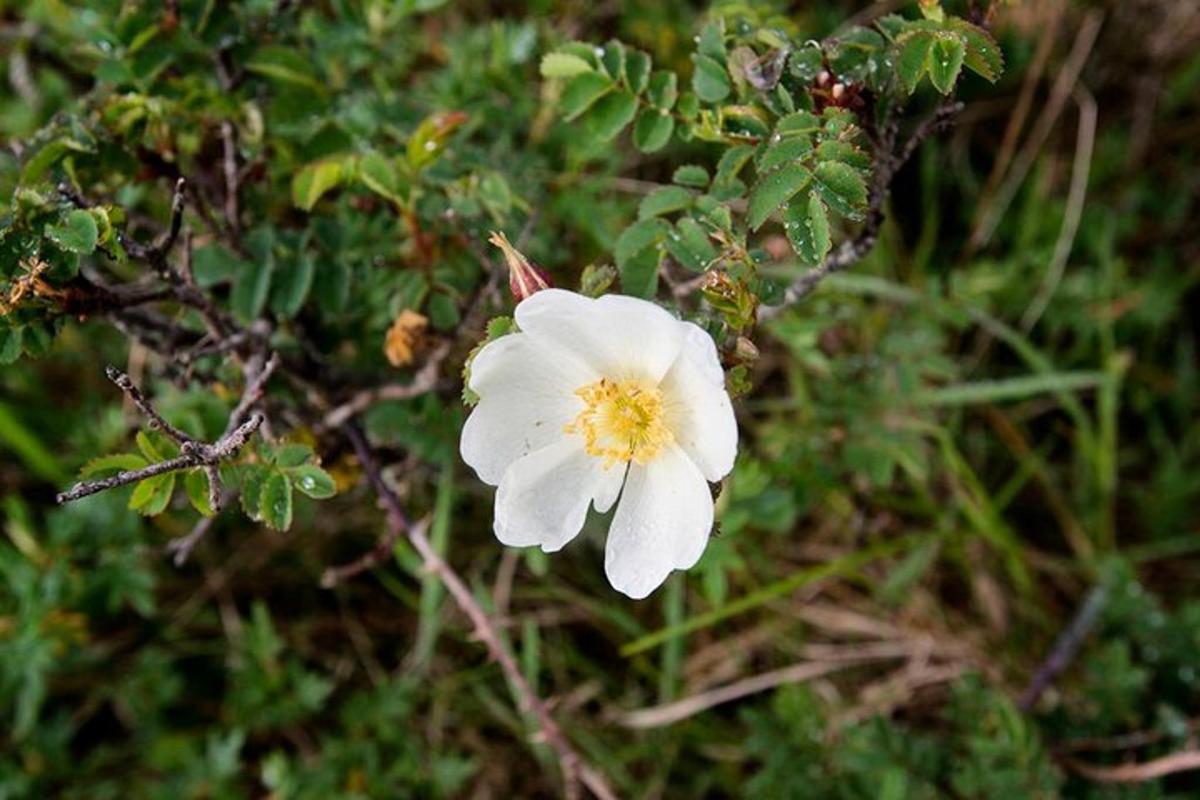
xmin=661 ymin=322 xmax=738 ymax=481
xmin=515 ymin=289 xmax=685 ymax=383
xmin=604 ymin=444 xmax=713 ymax=599
xmin=494 ymin=438 xmax=623 ymax=553
xmin=460 ymin=333 xmax=598 ymax=486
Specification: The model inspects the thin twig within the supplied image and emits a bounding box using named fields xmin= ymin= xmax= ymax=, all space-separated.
xmin=1020 ymin=85 xmax=1096 ymax=331
xmin=332 ymin=424 xmax=616 ymax=800
xmin=1065 ymin=750 xmax=1200 ymax=783
xmin=320 ymin=341 xmax=450 ymax=431
xmin=1018 ymin=584 xmax=1108 ymax=710
xmin=56 ymin=367 xmax=263 ymax=504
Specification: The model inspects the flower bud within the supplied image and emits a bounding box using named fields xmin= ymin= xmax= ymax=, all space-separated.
xmin=489 ymin=230 xmax=552 ymax=302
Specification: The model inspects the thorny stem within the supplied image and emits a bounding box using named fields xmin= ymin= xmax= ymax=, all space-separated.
xmin=332 ymin=424 xmax=617 ymax=800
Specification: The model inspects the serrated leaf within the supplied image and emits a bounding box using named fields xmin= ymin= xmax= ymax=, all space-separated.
xmin=270 ymin=250 xmax=313 ymax=319
xmin=289 ymin=465 xmax=336 ymax=499
xmin=581 ymin=90 xmax=638 ymax=142
xmin=358 ymin=151 xmax=406 ymax=205
xmin=897 ymin=31 xmax=935 ymax=94
xmin=815 ymin=139 xmax=871 ymax=169
xmin=665 ymin=217 xmax=717 ymax=272
xmin=632 ymin=109 xmax=674 ymax=153
xmin=714 ymin=145 xmax=755 ymax=189
xmin=625 ymin=50 xmax=651 ymax=94
xmin=928 ymin=33 xmax=966 ymax=94
xmin=672 ymin=165 xmax=710 ymax=188
xmin=813 ymin=160 xmax=868 ymax=219
xmin=261 ymin=471 xmax=293 ymax=531
xmin=273 ymin=443 xmax=313 ymax=468
xmin=80 ymin=452 xmax=148 ymax=478
xmin=692 ymin=54 xmax=731 ymax=103
xmin=646 ymin=71 xmax=678 ymax=110
xmin=560 ymin=72 xmax=613 ymax=120
xmin=758 ymin=137 xmax=813 ymax=173
xmin=747 ymin=163 xmax=812 ymax=231
xmin=136 ymin=431 xmax=166 ymax=462
xmin=614 ymin=218 xmax=668 ymax=299
xmin=184 ymin=469 xmax=215 ymax=517
xmin=949 ymin=18 xmax=1004 ymax=83
xmin=539 ymin=52 xmax=593 ymax=79
xmin=776 ymin=111 xmax=821 ymax=136
xmin=600 ymin=41 xmax=625 ymax=81
xmin=638 ymin=186 xmax=693 ymax=219
xmin=240 ymin=465 xmax=268 ymax=521
xmin=44 ymin=210 xmax=98 ymax=254
xmin=785 ymin=192 xmax=832 ymax=265
xmin=129 ymin=473 xmax=175 ymax=516
xmin=291 ymin=158 xmax=345 ymax=211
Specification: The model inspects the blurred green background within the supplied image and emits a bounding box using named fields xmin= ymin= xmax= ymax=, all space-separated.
xmin=2 ymin=0 xmax=1199 ymax=797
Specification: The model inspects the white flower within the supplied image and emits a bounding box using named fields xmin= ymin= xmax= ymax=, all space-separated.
xmin=460 ymin=288 xmax=738 ymax=599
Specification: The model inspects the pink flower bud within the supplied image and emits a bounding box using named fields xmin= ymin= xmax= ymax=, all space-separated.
xmin=489 ymin=231 xmax=552 ymax=302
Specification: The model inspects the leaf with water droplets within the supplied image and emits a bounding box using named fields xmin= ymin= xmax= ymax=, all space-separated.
xmin=928 ymin=33 xmax=966 ymax=95
xmin=784 ymin=192 xmax=831 ymax=265
xmin=747 ymin=162 xmax=812 ymax=231
xmin=290 ymin=465 xmax=337 ymax=499
xmin=261 ymin=471 xmax=294 ymax=531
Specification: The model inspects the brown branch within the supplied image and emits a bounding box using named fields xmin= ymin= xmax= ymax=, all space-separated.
xmin=319 ymin=341 xmax=450 ymax=431
xmin=1065 ymin=750 xmax=1200 ymax=784
xmin=56 ymin=366 xmax=263 ymax=505
xmin=1018 ymin=584 xmax=1108 ymax=710
xmin=328 ymin=424 xmax=616 ymax=800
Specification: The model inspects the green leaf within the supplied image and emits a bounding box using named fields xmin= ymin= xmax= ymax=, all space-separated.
xmin=261 ymin=471 xmax=294 ymax=531
xmin=758 ymin=136 xmax=813 ymax=173
xmin=615 ymin=218 xmax=669 ymax=299
xmin=815 ymin=140 xmax=871 ymax=169
xmin=896 ymin=31 xmax=935 ymax=94
xmin=664 ymin=218 xmax=717 ymax=272
xmin=129 ymin=473 xmax=175 ymax=516
xmin=44 ymin=210 xmax=98 ymax=254
xmin=638 ymin=186 xmax=693 ymax=219
xmin=747 ymin=163 xmax=812 ymax=231
xmin=581 ymin=90 xmax=638 ymax=142
xmin=184 ymin=469 xmax=215 ymax=517
xmin=632 ymin=109 xmax=674 ymax=153
xmin=231 ymin=258 xmax=274 ymax=323
xmin=240 ymin=465 xmax=269 ymax=521
xmin=600 ymin=41 xmax=625 ymax=81
xmin=80 ymin=452 xmax=148 ymax=478
xmin=560 ymin=72 xmax=612 ymax=121
xmin=539 ymin=52 xmax=593 ymax=79
xmin=714 ymin=145 xmax=755 ymax=188
xmin=624 ymin=50 xmax=651 ymax=94
xmin=270 ymin=252 xmax=316 ymax=319
xmin=291 ymin=159 xmax=346 ymax=211
xmin=691 ymin=55 xmax=731 ymax=103
xmin=673 ymin=165 xmax=710 ymax=188
xmin=273 ymin=443 xmax=313 ymax=468
xmin=776 ymin=111 xmax=821 ymax=136
xmin=697 ymin=21 xmax=725 ymax=59
xmin=358 ymin=151 xmax=406 ymax=205
xmin=928 ymin=33 xmax=967 ymax=95
xmin=814 ymin=160 xmax=868 ymax=219
xmin=245 ymin=46 xmax=325 ymax=93
xmin=289 ymin=465 xmax=337 ymax=499
xmin=784 ymin=192 xmax=832 ymax=265
xmin=949 ymin=18 xmax=1004 ymax=83
xmin=136 ymin=431 xmax=166 ymax=462
xmin=646 ymin=70 xmax=678 ymax=110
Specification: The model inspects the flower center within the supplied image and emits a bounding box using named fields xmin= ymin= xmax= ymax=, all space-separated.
xmin=565 ymin=378 xmax=672 ymax=467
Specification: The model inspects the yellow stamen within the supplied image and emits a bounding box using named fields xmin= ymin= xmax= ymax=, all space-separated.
xmin=564 ymin=378 xmax=672 ymax=467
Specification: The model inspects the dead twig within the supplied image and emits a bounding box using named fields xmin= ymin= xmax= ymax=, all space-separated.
xmin=1018 ymin=584 xmax=1108 ymax=710
xmin=1065 ymin=750 xmax=1200 ymax=783
xmin=330 ymin=423 xmax=616 ymax=800
xmin=319 ymin=341 xmax=450 ymax=431
xmin=56 ymin=366 xmax=262 ymax=505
